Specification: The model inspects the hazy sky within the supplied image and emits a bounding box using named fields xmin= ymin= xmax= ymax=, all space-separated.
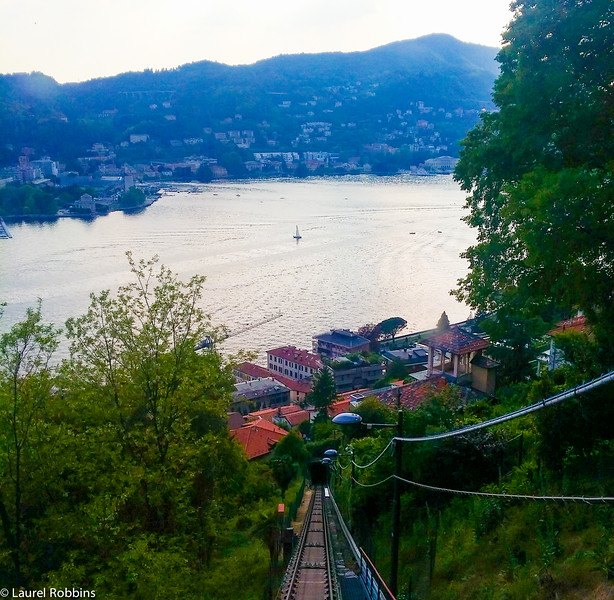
xmin=1 ymin=0 xmax=514 ymax=84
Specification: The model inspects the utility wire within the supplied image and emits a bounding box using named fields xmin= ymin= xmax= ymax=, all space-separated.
xmin=352 ymin=439 xmax=394 ymax=469
xmin=394 ymin=475 xmax=614 ymax=504
xmin=351 ymin=474 xmax=395 ymax=488
xmin=395 ymin=370 xmax=614 ymax=444
xmin=337 ymin=371 xmax=614 ymax=474
xmin=350 ymin=474 xmax=614 ymax=504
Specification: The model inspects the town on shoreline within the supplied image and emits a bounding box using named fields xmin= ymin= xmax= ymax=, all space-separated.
xmin=0 ymin=148 xmax=459 ymax=222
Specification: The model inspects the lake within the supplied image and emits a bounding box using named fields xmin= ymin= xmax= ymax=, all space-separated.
xmin=0 ymin=175 xmax=476 ymax=359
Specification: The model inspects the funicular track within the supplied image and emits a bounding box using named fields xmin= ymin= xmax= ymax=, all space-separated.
xmin=280 ymin=486 xmax=341 ymax=600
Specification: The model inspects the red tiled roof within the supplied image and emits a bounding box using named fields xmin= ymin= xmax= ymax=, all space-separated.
xmin=230 ymin=418 xmax=288 ymax=459
xmin=270 ymin=372 xmax=313 ymax=394
xmin=246 ymin=403 xmax=303 ymax=422
xmin=236 ymin=362 xmax=313 ymax=394
xmin=236 ymin=362 xmax=273 ymax=379
xmin=547 ymin=315 xmax=589 ymax=336
xmin=329 ymin=398 xmax=352 ymax=417
xmin=267 ymin=346 xmax=323 ymax=370
xmin=282 ymin=410 xmax=311 ymax=426
xmin=378 ymin=377 xmax=448 ymax=411
xmin=245 ymin=407 xmax=279 ymax=422
xmin=424 ymin=327 xmax=489 ymax=354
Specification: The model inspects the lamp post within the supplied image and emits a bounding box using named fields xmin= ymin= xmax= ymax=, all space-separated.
xmin=332 ymin=409 xmax=403 ymax=597
xmin=324 ymin=445 xmax=355 ymax=529
xmin=323 ymin=449 xmax=338 ymax=490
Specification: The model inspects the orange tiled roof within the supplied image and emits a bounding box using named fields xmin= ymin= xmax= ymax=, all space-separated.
xmin=547 ymin=315 xmax=589 ymax=336
xmin=424 ymin=327 xmax=489 ymax=354
xmin=378 ymin=377 xmax=448 ymax=411
xmin=329 ymin=398 xmax=352 ymax=417
xmin=230 ymin=418 xmax=288 ymax=459
xmin=282 ymin=410 xmax=311 ymax=427
xmin=236 ymin=362 xmax=273 ymax=379
xmin=246 ymin=403 xmax=303 ymax=422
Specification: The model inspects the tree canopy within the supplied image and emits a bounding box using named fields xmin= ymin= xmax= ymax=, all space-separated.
xmin=307 ymin=368 xmax=337 ymax=420
xmin=378 ymin=317 xmax=407 ymax=342
xmin=0 ymin=255 xmax=288 ymax=598
xmin=453 ymin=0 xmax=614 ymax=360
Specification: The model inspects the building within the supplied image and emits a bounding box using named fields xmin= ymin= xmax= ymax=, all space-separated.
xmin=234 ymin=362 xmax=312 ymax=403
xmin=423 ymin=326 xmax=498 ymax=395
xmin=424 ymin=156 xmax=459 ymax=173
xmin=227 ymin=412 xmax=245 ymax=430
xmin=30 ymin=157 xmax=59 ymax=178
xmin=537 ymin=315 xmax=590 ymax=373
xmin=246 ymin=404 xmax=311 ymax=429
xmin=129 ymin=134 xmax=149 ymax=144
xmin=232 ymin=378 xmax=290 ymax=415
xmin=267 ymin=346 xmax=323 ymax=381
xmin=313 ymin=329 xmax=370 ymax=360
xmin=230 ymin=419 xmax=288 ymax=460
xmin=74 ymin=193 xmax=96 ymax=215
xmin=378 ymin=377 xmax=449 ymax=411
xmin=382 ymin=345 xmax=429 ymax=367
xmin=328 ymin=357 xmax=384 ymax=393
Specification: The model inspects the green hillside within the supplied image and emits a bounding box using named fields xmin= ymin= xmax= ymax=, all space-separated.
xmin=0 ymin=34 xmax=497 ymax=168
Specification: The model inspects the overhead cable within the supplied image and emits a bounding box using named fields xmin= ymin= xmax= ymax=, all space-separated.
xmin=394 ymin=475 xmax=614 ymax=504
xmin=395 ymin=370 xmax=614 ymax=444
xmin=351 ymin=474 xmax=395 ymax=488
xmin=351 ymin=439 xmax=394 ymax=469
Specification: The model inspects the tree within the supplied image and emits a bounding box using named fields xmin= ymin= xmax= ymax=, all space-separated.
xmin=378 ymin=317 xmax=407 ymax=343
xmin=453 ymin=0 xmax=614 ymax=361
xmin=63 ymin=252 xmax=231 ymax=466
xmin=0 ymin=259 xmax=281 ymax=596
xmin=270 ymin=456 xmax=296 ymax=500
xmin=0 ymin=302 xmax=60 ymax=586
xmin=196 ymin=162 xmax=214 ymax=183
xmin=436 ymin=311 xmax=450 ymax=331
xmin=118 ymin=186 xmax=146 ymax=208
xmin=55 ymin=254 xmax=241 ymax=593
xmin=219 ymin=151 xmax=247 ymax=178
xmin=306 ymin=368 xmax=337 ymax=420
xmin=295 ymin=162 xmax=309 ymax=178
xmin=357 ymin=322 xmax=382 ymax=352
xmin=274 ymin=429 xmax=307 ymax=465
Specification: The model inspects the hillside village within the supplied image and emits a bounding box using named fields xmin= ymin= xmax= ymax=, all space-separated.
xmin=0 ymin=34 xmax=498 ymax=201
xmin=226 ymin=319 xmax=466 ymax=458
xmin=228 ymin=313 xmax=589 ymax=460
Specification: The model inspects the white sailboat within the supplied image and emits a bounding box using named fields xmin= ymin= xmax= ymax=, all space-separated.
xmin=293 ymin=225 xmax=302 ymax=240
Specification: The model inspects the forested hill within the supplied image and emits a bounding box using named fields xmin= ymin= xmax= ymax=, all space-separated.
xmin=0 ymin=34 xmax=498 ymax=166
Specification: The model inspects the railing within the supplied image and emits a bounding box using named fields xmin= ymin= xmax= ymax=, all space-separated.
xmin=327 ymin=486 xmax=396 ymax=600
xmin=359 ymin=548 xmax=397 ymax=600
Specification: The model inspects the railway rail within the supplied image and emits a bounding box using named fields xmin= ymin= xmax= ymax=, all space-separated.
xmin=279 ymin=486 xmax=341 ymax=600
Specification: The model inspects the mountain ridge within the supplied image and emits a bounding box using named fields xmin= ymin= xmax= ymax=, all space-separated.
xmin=0 ymin=34 xmax=499 ymax=171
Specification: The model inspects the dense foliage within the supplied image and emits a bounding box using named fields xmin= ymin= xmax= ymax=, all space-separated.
xmin=454 ymin=0 xmax=614 ymax=364
xmin=328 ymin=363 xmax=614 ymax=599
xmin=318 ymin=2 xmax=614 ymax=597
xmin=0 ymin=256 xmax=293 ymax=599
xmin=0 ymin=183 xmax=100 ymax=217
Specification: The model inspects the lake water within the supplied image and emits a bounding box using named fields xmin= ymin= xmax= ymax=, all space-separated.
xmin=0 ymin=175 xmax=476 ymax=360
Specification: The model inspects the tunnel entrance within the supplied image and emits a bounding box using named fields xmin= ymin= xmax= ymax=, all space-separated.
xmin=308 ymin=460 xmax=328 ymax=485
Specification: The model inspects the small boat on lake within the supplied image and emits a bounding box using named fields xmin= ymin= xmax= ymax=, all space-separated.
xmin=293 ymin=226 xmax=302 ymax=240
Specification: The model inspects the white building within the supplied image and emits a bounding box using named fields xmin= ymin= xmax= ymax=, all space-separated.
xmin=266 ymin=346 xmax=323 ymax=381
